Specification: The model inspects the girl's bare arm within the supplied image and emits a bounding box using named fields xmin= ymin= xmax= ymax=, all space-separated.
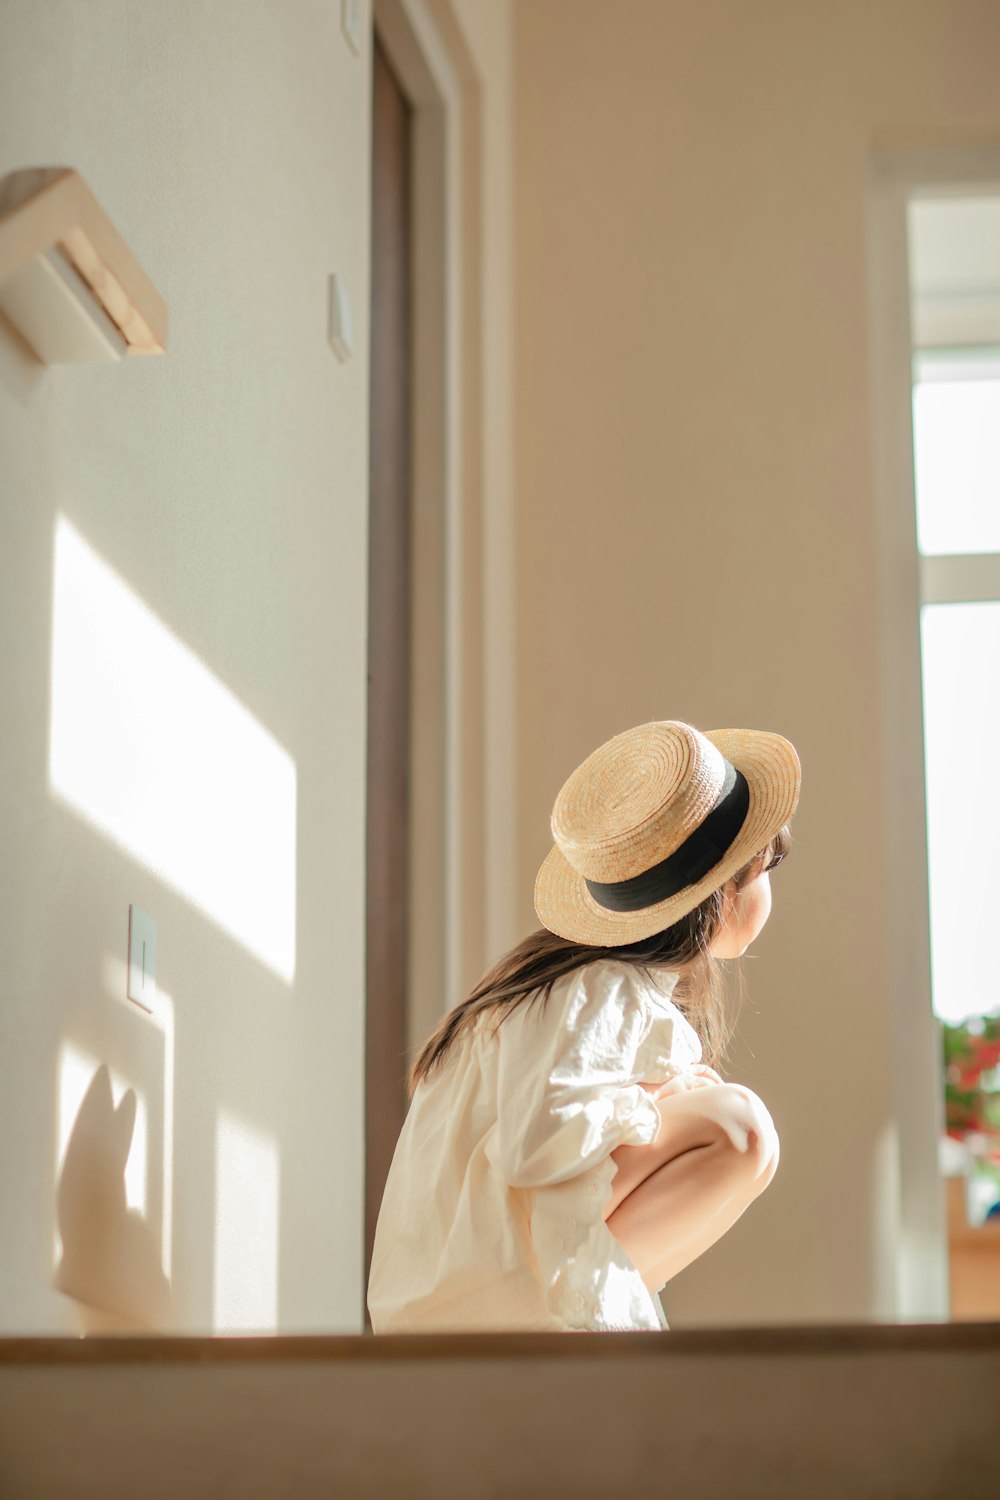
xmin=602 ymin=1075 xmax=779 ymax=1220
xmin=601 ymin=1076 xmax=780 ymax=1290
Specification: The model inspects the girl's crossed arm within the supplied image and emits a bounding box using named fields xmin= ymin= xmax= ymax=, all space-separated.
xmin=602 ymin=1070 xmax=781 ymax=1288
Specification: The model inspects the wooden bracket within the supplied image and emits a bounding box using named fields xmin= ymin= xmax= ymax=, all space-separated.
xmin=0 ymin=166 xmax=167 ymax=360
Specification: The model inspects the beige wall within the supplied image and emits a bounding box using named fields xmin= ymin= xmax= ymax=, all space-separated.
xmin=512 ymin=0 xmax=1000 ymax=1326
xmin=0 ymin=0 xmax=374 ymax=1333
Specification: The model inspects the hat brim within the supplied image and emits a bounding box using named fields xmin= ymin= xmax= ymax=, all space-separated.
xmin=533 ymin=728 xmax=801 ymax=946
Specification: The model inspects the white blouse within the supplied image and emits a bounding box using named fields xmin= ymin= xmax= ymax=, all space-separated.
xmin=367 ymin=957 xmax=705 ymax=1333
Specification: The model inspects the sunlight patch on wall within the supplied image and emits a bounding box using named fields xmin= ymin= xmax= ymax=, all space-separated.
xmin=213 ymin=1107 xmax=280 ymax=1332
xmin=49 ymin=515 xmax=297 ymax=983
xmin=103 ymin=953 xmax=175 ymax=1280
xmin=151 ymin=988 xmax=174 ymax=1282
xmin=869 ymin=1116 xmax=902 ymax=1319
xmin=55 ymin=1041 xmax=148 ymax=1268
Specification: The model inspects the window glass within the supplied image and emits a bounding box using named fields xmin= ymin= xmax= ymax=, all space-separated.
xmin=912 ymin=351 xmax=1000 ymax=556
xmin=920 ymin=600 xmax=1000 ymax=1022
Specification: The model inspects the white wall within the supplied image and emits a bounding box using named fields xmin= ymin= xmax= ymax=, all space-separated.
xmin=0 ymin=0 xmax=372 ymax=1332
xmin=512 ymin=0 xmax=1000 ymax=1327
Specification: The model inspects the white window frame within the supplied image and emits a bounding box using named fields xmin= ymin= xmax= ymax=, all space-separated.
xmin=867 ymin=145 xmax=1000 ymax=1321
xmin=914 ymin=346 xmax=1000 ymax=605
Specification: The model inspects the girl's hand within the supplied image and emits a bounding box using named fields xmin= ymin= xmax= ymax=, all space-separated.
xmin=688 ymin=1064 xmax=727 ymax=1086
xmin=651 ymin=1064 xmax=726 ymax=1100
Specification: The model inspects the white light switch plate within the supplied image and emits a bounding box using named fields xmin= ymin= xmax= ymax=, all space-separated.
xmin=128 ymin=904 xmax=157 ymax=1014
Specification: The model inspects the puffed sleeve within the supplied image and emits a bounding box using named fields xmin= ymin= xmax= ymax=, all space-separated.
xmin=487 ymin=961 xmax=663 ymax=1190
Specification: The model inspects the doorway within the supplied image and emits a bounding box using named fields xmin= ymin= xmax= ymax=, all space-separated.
xmin=365 ymin=29 xmax=414 ymax=1323
xmin=364 ymin=0 xmax=487 ymax=1329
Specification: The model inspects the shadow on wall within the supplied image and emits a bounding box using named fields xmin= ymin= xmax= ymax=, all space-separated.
xmin=54 ymin=1064 xmax=172 ymax=1332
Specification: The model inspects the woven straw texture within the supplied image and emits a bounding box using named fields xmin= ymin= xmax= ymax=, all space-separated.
xmin=534 ymin=721 xmax=801 ymax=946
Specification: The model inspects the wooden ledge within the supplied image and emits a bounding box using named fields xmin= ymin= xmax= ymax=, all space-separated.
xmin=4 ymin=1321 xmax=1000 ymax=1498
xmin=2 ymin=1318 xmax=999 ymax=1364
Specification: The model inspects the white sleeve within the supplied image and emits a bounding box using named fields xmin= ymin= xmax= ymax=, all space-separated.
xmin=487 ymin=962 xmax=663 ymax=1190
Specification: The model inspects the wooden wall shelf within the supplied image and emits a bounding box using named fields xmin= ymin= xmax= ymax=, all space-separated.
xmin=0 ymin=166 xmax=167 ymax=363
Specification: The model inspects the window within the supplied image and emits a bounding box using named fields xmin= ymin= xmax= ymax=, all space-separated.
xmin=908 ymin=195 xmax=1000 ymax=1234
xmin=913 ymin=346 xmax=1000 ymax=1024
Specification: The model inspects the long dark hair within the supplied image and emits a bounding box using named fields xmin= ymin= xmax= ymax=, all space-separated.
xmin=407 ymin=823 xmax=792 ymax=1096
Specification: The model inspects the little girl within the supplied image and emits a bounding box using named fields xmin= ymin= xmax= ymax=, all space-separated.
xmin=367 ymin=719 xmax=801 ymax=1332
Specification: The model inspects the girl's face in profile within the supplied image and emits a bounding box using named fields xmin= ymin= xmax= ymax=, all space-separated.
xmin=711 ymin=869 xmax=772 ymax=959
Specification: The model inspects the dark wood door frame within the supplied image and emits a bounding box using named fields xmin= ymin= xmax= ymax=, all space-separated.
xmin=365 ymin=30 xmax=413 ymax=1329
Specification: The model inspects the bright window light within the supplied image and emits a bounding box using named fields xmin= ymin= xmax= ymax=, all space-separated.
xmin=49 ymin=516 xmax=297 ymax=983
xmin=151 ymin=987 xmax=174 ymax=1282
xmin=102 ymin=953 xmax=176 ymax=1281
xmin=920 ymin=601 xmax=1000 ymax=1023
xmin=912 ymin=361 xmax=1000 ymax=556
xmin=213 ymin=1108 xmax=280 ymax=1332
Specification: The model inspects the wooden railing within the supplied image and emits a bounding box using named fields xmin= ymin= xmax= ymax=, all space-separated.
xmin=2 ymin=1322 xmax=999 ymax=1497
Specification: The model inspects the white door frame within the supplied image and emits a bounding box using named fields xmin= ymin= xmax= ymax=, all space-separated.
xmin=372 ymin=0 xmax=488 ymax=1055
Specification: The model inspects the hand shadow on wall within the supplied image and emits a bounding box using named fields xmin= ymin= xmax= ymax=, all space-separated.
xmin=54 ymin=1063 xmax=172 ymax=1332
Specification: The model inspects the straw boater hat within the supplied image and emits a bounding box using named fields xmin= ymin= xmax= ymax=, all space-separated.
xmin=534 ymin=720 xmax=801 ymax=946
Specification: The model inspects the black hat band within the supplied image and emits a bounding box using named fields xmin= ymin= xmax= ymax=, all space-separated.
xmin=584 ymin=759 xmax=751 ymax=913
